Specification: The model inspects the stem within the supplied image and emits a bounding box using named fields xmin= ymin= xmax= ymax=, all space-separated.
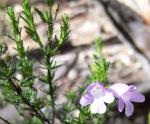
xmin=0 ymin=116 xmax=11 ymax=124
xmin=46 ymin=56 xmax=55 ymax=124
xmin=8 ymin=78 xmax=51 ymax=124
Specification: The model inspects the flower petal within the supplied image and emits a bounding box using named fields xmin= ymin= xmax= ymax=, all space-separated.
xmin=80 ymin=93 xmax=93 ymax=106
xmin=110 ymin=83 xmax=130 ymax=96
xmin=125 ymin=101 xmax=134 ymax=117
xmin=90 ymin=98 xmax=106 ymax=114
xmin=86 ymin=82 xmax=104 ymax=92
xmin=118 ymin=98 xmax=125 ymax=112
xmin=103 ymin=91 xmax=115 ymax=103
xmin=127 ymin=91 xmax=145 ymax=103
xmin=128 ymin=85 xmax=136 ymax=92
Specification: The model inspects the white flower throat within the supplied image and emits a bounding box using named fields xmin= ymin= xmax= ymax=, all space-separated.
xmin=91 ymin=85 xmax=105 ymax=98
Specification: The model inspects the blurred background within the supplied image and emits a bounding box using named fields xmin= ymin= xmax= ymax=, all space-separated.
xmin=0 ymin=0 xmax=150 ymax=124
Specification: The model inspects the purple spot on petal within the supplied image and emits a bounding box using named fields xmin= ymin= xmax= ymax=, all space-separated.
xmin=86 ymin=82 xmax=104 ymax=92
xmin=80 ymin=93 xmax=93 ymax=106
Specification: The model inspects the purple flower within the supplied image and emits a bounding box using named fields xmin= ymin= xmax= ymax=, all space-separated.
xmin=80 ymin=82 xmax=114 ymax=114
xmin=110 ymin=83 xmax=145 ymax=117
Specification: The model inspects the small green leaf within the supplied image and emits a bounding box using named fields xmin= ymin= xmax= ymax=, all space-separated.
xmin=22 ymin=87 xmax=37 ymax=101
xmin=0 ymin=42 xmax=8 ymax=55
xmin=34 ymin=8 xmax=47 ymax=22
xmin=95 ymin=37 xmax=103 ymax=54
xmin=58 ymin=14 xmax=70 ymax=47
xmin=67 ymin=91 xmax=76 ymax=101
xmin=46 ymin=0 xmax=54 ymax=6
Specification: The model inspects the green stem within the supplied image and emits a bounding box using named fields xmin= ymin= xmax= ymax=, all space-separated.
xmin=46 ymin=55 xmax=55 ymax=124
xmin=8 ymin=78 xmax=51 ymax=124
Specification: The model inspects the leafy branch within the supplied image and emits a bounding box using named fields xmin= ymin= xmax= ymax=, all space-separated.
xmin=90 ymin=37 xmax=110 ymax=83
xmin=33 ymin=1 xmax=69 ymax=123
xmin=0 ymin=0 xmax=109 ymax=124
xmin=0 ymin=0 xmax=70 ymax=124
xmin=21 ymin=0 xmax=43 ymax=47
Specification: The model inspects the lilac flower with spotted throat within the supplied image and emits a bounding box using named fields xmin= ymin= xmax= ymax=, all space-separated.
xmin=80 ymin=82 xmax=114 ymax=114
xmin=110 ymin=83 xmax=145 ymax=117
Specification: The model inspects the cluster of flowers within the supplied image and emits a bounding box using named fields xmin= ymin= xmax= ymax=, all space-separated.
xmin=80 ymin=82 xmax=145 ymax=117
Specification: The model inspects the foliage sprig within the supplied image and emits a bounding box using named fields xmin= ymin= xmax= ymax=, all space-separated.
xmin=0 ymin=0 xmax=69 ymax=124
xmin=0 ymin=0 xmax=111 ymax=124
